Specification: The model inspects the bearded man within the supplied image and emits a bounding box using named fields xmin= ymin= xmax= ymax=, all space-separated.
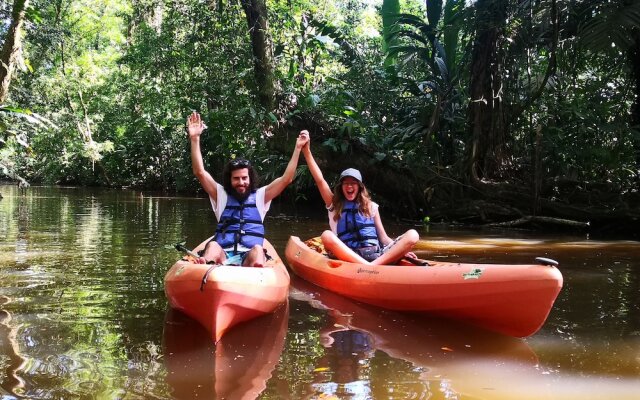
xmin=187 ymin=111 xmax=308 ymax=267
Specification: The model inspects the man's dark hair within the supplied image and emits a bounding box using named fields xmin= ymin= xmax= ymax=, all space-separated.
xmin=222 ymin=158 xmax=258 ymax=197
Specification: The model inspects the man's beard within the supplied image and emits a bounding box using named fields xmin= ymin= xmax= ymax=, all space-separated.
xmin=231 ymin=188 xmax=250 ymax=202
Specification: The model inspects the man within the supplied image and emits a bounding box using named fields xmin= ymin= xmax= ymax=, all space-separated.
xmin=187 ymin=111 xmax=309 ymax=267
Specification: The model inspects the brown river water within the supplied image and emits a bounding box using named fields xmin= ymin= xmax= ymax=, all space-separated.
xmin=0 ymin=185 xmax=638 ymax=399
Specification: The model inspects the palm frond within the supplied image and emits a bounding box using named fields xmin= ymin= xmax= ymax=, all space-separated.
xmin=395 ymin=13 xmax=430 ymax=30
xmin=434 ymin=56 xmax=449 ymax=82
xmin=578 ymin=1 xmax=640 ymax=52
xmin=388 ymin=45 xmax=431 ymax=62
xmin=426 ymin=0 xmax=444 ymax=28
xmin=388 ymin=29 xmax=431 ymax=47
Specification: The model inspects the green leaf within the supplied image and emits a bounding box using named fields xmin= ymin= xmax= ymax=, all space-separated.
xmin=323 ymin=138 xmax=338 ymax=151
xmin=314 ymin=35 xmax=332 ymax=45
xmin=307 ymin=94 xmax=321 ymax=107
xmin=374 ymin=152 xmax=386 ymax=161
xmin=426 ymin=0 xmax=443 ymax=28
xmin=343 ymin=109 xmax=356 ymax=117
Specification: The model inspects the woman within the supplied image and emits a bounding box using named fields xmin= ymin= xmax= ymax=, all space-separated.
xmin=301 ymin=136 xmax=418 ymax=265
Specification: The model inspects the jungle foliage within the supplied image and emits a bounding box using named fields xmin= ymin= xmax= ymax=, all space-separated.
xmin=1 ymin=0 xmax=639 ymax=231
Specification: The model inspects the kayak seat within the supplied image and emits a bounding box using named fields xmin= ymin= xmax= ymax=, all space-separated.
xmin=304 ymin=237 xmax=328 ymax=256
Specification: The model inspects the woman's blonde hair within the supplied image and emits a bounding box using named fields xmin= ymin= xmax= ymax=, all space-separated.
xmin=332 ymin=180 xmax=373 ymax=221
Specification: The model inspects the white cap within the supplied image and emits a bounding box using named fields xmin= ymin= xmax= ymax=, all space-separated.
xmin=339 ymin=168 xmax=363 ymax=182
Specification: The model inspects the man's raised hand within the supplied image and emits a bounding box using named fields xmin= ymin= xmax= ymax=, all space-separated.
xmin=297 ymin=130 xmax=310 ymax=149
xmin=187 ymin=111 xmax=207 ymax=138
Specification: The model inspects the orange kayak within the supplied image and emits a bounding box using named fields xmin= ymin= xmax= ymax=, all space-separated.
xmin=285 ymin=236 xmax=563 ymax=337
xmin=164 ymin=238 xmax=289 ymax=342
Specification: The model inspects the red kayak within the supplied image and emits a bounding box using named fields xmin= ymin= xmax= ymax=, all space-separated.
xmin=285 ymin=236 xmax=563 ymax=337
xmin=165 ymin=238 xmax=289 ymax=342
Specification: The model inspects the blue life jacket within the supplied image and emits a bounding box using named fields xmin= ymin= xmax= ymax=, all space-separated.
xmin=336 ymin=201 xmax=380 ymax=249
xmin=214 ymin=191 xmax=265 ymax=254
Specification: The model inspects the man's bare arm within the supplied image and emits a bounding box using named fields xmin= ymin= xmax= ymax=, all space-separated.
xmin=264 ymin=131 xmax=309 ymax=203
xmin=187 ymin=111 xmax=218 ymax=199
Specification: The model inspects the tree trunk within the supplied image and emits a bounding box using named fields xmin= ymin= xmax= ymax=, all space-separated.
xmin=629 ymin=31 xmax=640 ymax=172
xmin=0 ymin=0 xmax=29 ymax=104
xmin=240 ymin=0 xmax=277 ymax=111
xmin=466 ymin=0 xmax=508 ymax=183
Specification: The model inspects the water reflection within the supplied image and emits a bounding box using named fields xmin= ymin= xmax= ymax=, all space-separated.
xmin=291 ymin=275 xmax=540 ymax=399
xmin=163 ymin=301 xmax=289 ymax=399
xmin=312 ymin=330 xmax=374 ymax=399
xmin=291 ymin=274 xmax=640 ymax=400
xmin=0 ymin=296 xmax=26 ymax=398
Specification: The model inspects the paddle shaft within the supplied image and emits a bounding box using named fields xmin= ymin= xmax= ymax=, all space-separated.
xmin=175 ymin=243 xmax=200 ymax=259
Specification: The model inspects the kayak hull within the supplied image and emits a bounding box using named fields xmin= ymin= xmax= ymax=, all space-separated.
xmin=285 ymin=236 xmax=563 ymax=337
xmin=165 ymin=239 xmax=289 ymax=342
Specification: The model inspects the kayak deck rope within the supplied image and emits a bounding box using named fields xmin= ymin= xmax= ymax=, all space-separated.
xmin=200 ymin=265 xmax=218 ymax=291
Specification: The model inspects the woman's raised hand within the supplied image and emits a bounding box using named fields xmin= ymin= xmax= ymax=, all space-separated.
xmin=297 ymin=129 xmax=310 ymax=149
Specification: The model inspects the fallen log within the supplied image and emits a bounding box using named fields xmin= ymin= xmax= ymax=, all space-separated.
xmin=484 ymin=216 xmax=590 ymax=229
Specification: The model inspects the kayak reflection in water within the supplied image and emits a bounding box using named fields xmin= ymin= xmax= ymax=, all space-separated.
xmin=291 ymin=276 xmax=542 ymax=400
xmin=162 ymin=301 xmax=289 ymax=399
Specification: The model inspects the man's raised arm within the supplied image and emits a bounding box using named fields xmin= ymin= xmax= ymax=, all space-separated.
xmin=264 ymin=130 xmax=309 ymax=203
xmin=187 ymin=111 xmax=218 ymax=199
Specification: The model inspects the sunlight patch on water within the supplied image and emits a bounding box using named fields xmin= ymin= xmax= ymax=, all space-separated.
xmin=439 ymin=357 xmax=640 ymax=400
xmin=415 ymin=238 xmax=640 ymax=253
xmin=0 ymin=251 xmax=64 ymax=265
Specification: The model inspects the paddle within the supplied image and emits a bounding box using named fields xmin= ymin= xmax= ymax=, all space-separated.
xmin=174 ymin=242 xmax=200 ymax=258
xmin=172 ymin=242 xmax=218 ymax=290
xmin=402 ymin=256 xmax=430 ymax=266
